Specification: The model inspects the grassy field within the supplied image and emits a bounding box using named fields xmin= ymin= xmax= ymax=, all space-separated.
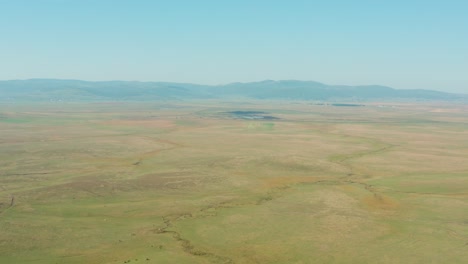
xmin=1 ymin=101 xmax=467 ymax=263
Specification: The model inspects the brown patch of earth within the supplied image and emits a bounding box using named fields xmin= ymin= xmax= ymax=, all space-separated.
xmin=102 ymin=119 xmax=175 ymax=129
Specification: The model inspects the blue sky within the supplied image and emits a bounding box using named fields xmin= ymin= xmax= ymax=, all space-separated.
xmin=0 ymin=0 xmax=467 ymax=92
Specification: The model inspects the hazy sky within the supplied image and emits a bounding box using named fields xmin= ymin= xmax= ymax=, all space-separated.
xmin=1 ymin=0 xmax=467 ymax=93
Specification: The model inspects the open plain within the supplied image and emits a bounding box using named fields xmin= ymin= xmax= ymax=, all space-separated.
xmin=1 ymin=101 xmax=468 ymax=263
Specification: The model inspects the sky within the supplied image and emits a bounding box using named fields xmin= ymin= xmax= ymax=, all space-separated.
xmin=0 ymin=0 xmax=467 ymax=93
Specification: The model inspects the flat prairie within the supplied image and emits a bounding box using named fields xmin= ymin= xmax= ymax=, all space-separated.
xmin=1 ymin=101 xmax=468 ymax=263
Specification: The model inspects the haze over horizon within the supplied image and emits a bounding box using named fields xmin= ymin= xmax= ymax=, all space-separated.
xmin=1 ymin=0 xmax=467 ymax=93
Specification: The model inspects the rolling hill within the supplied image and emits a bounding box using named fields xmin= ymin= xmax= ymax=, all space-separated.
xmin=0 ymin=79 xmax=465 ymax=101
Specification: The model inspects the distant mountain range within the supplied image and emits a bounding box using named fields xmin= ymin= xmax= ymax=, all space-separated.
xmin=0 ymin=79 xmax=466 ymax=102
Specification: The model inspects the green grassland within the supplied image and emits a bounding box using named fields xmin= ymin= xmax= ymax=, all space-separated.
xmin=1 ymin=101 xmax=468 ymax=263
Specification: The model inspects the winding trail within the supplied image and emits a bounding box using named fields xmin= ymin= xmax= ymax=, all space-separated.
xmin=323 ymin=129 xmax=397 ymax=199
xmin=156 ymin=216 xmax=234 ymax=264
xmin=151 ymin=129 xmax=398 ymax=262
xmin=153 ymin=186 xmax=292 ymax=263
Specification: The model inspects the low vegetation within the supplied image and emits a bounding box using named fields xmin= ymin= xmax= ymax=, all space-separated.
xmin=1 ymin=101 xmax=467 ymax=263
